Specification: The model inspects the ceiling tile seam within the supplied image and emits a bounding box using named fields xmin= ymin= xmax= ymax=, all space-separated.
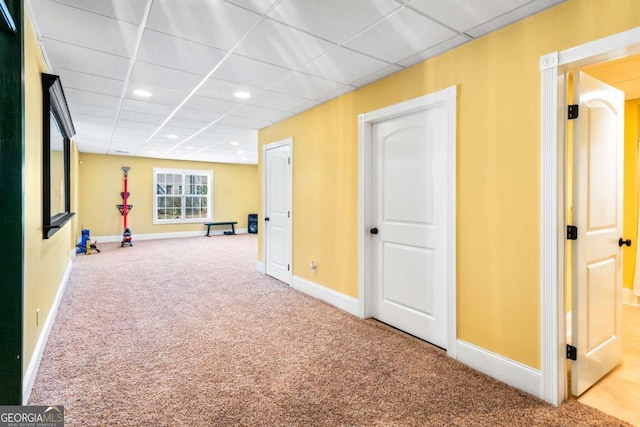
xmin=404 ymin=4 xmax=477 ymax=39
xmin=105 ymin=0 xmax=155 ymax=155
xmin=393 ymin=34 xmax=473 ymax=66
xmin=141 ymin=8 xmax=274 ymax=150
xmin=221 ymin=0 xmax=283 ymax=18
xmin=39 ymin=35 xmax=131 ymax=61
xmin=463 ymin=0 xmax=563 ymax=39
xmin=49 ymin=66 xmax=126 ymax=85
xmin=24 ymin=1 xmax=54 ymax=72
xmin=50 ymin=0 xmax=144 ymax=26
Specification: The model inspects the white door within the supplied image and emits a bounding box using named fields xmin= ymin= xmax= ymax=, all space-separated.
xmin=264 ymin=141 xmax=292 ymax=284
xmin=371 ymin=106 xmax=448 ymax=349
xmin=571 ymin=71 xmax=624 ymax=396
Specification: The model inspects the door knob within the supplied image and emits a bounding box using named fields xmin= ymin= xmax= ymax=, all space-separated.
xmin=370 ymin=227 xmax=378 ymax=235
xmin=619 ymin=238 xmax=632 ymax=247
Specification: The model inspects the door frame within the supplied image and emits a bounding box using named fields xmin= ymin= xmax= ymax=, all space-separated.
xmin=540 ymin=27 xmax=640 ymax=405
xmin=262 ymin=137 xmax=293 ymax=285
xmin=357 ymin=86 xmax=458 ymax=357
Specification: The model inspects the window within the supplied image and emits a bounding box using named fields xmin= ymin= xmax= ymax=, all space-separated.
xmin=153 ymin=168 xmax=212 ymax=224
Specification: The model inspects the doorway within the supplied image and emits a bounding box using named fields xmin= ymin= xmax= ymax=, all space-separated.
xmin=262 ymin=138 xmax=292 ymax=285
xmin=566 ymin=58 xmax=640 ymax=426
xmin=539 ymin=25 xmax=640 ymax=408
xmin=358 ymin=86 xmax=457 ymax=355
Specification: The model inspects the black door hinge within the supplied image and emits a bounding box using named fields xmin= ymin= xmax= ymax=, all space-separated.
xmin=568 ymin=104 xmax=579 ymax=120
xmin=287 ymin=264 xmax=290 ymax=271
xmin=566 ymin=344 xmax=577 ymax=361
xmin=567 ymin=225 xmax=578 ymax=240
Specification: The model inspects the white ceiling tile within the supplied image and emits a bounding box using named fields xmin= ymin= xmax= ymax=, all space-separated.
xmin=233 ymin=104 xmax=291 ymax=122
xmin=408 ymin=0 xmax=529 ymax=33
xmin=115 ymin=119 xmax=158 ymax=133
xmin=248 ymin=91 xmax=319 ymax=113
xmin=126 ymin=85 xmax=188 ymax=108
xmin=137 ymin=30 xmax=228 ymax=75
xmin=76 ymin=143 xmax=109 ymax=154
xmin=31 ymin=0 xmax=140 ymax=57
xmin=235 ymin=19 xmax=335 ymax=69
xmin=182 ymin=95 xmax=240 ymax=114
xmin=43 ymin=39 xmax=130 ymax=80
xmin=65 ymin=88 xmax=121 ymax=109
xmin=315 ymin=85 xmax=356 ymax=103
xmin=465 ymin=0 xmax=566 ymax=38
xmin=68 ymin=104 xmax=118 ymax=120
xmin=118 ymin=110 xmax=166 ymax=125
xmin=350 ymin=64 xmax=404 ymax=87
xmin=269 ymin=0 xmax=400 ymax=43
xmin=216 ymin=115 xmax=273 ymax=129
xmin=301 ymin=47 xmax=390 ymax=84
xmin=130 ymin=61 xmax=204 ymax=93
xmin=51 ymin=0 xmax=149 ymax=24
xmin=174 ymin=108 xmax=224 ymax=124
xmin=57 ymin=69 xmax=124 ymax=97
xmin=165 ymin=117 xmax=211 ymax=131
xmin=225 ymin=0 xmax=279 ymax=15
xmin=146 ymin=0 xmax=262 ymax=51
xmin=121 ymin=99 xmax=174 ymax=116
xmin=212 ymin=54 xmax=294 ymax=88
xmin=269 ymin=72 xmax=344 ymax=100
xmin=343 ymin=7 xmax=456 ymax=63
xmin=397 ymin=35 xmax=471 ymax=67
xmin=196 ymin=78 xmax=261 ymax=102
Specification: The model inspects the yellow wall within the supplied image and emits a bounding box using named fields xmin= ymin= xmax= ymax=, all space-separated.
xmin=78 ymin=153 xmax=258 ymax=237
xmin=23 ymin=14 xmax=79 ymax=376
xmin=258 ymin=0 xmax=640 ymax=368
xmin=623 ymin=99 xmax=640 ymax=288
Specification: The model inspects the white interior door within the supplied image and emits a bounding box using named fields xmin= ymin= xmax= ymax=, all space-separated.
xmin=264 ymin=141 xmax=292 ymax=284
xmin=571 ymin=71 xmax=624 ymax=396
xmin=371 ymin=106 xmax=448 ymax=349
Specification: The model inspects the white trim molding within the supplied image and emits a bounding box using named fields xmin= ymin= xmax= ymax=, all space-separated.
xmin=23 ymin=259 xmax=72 ymax=404
xmin=456 ymin=340 xmax=543 ymax=399
xmin=292 ymin=276 xmax=359 ymax=317
xmin=540 ymin=27 xmax=640 ymax=406
xmin=256 ymin=261 xmax=265 ymax=274
xmin=358 ymin=86 xmax=457 ymax=357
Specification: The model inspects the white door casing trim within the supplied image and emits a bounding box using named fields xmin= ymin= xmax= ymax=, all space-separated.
xmin=262 ymin=137 xmax=293 ymax=285
xmin=540 ymin=26 xmax=640 ymax=406
xmin=358 ymin=86 xmax=457 ymax=357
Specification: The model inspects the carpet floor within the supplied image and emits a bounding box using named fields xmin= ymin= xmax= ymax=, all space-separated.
xmin=29 ymin=234 xmax=629 ymax=426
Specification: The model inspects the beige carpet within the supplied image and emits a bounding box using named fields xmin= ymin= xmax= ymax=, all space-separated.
xmin=29 ymin=234 xmax=628 ymax=426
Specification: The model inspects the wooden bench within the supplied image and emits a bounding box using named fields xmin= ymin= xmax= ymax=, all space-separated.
xmin=204 ymin=221 xmax=237 ymax=236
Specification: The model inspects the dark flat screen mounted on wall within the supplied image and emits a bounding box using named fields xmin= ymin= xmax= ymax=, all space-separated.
xmin=42 ymin=73 xmax=75 ymax=239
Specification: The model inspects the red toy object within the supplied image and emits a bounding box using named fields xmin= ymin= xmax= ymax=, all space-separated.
xmin=116 ymin=166 xmax=133 ymax=247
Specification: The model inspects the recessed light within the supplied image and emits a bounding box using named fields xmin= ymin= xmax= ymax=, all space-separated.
xmin=148 ymin=150 xmax=157 ymax=154
xmin=230 ymin=141 xmax=240 ymax=146
xmin=234 ymin=91 xmax=250 ymax=99
xmin=133 ymin=89 xmax=152 ymax=97
xmin=185 ymin=146 xmax=194 ymax=150
xmin=237 ymin=150 xmax=245 ymax=154
xmin=167 ymin=134 xmax=178 ymax=139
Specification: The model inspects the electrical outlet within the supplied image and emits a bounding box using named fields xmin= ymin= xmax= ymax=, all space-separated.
xmin=36 ymin=309 xmax=39 ymax=327
xmin=310 ymin=261 xmax=317 ymax=271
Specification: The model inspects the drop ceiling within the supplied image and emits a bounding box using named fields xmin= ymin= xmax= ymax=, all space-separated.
xmin=26 ymin=0 xmax=565 ymax=165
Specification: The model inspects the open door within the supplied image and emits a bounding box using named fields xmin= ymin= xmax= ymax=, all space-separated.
xmin=571 ymin=71 xmax=625 ymax=396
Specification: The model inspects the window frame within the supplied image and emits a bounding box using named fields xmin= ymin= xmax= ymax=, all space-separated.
xmin=153 ymin=167 xmax=213 ymax=224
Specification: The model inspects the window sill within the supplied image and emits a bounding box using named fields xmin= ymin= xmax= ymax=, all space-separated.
xmin=44 ymin=212 xmax=75 ymax=239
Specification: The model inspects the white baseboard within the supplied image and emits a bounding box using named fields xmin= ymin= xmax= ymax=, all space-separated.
xmin=95 ymin=228 xmax=248 ymax=243
xmin=456 ymin=340 xmax=542 ymax=399
xmin=256 ymin=261 xmax=264 ymax=273
xmin=623 ymin=287 xmax=640 ymax=306
xmin=291 ymin=275 xmax=359 ymax=317
xmin=23 ymin=259 xmax=73 ymax=404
